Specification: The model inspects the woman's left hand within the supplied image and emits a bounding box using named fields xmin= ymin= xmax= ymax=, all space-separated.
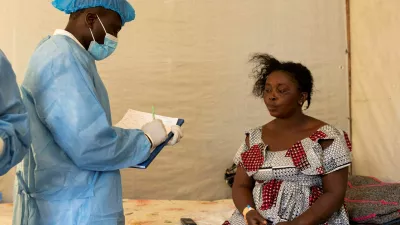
xmin=276 ymin=222 xmax=296 ymax=225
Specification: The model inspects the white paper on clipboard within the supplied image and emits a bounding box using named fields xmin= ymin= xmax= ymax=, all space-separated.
xmin=115 ymin=109 xmax=179 ymax=133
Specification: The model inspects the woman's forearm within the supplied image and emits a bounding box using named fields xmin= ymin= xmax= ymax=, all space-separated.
xmin=232 ymin=185 xmax=256 ymax=213
xmin=293 ymin=192 xmax=344 ymax=225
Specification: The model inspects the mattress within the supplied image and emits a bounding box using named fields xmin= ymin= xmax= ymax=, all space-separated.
xmin=2 ymin=199 xmax=398 ymax=224
xmin=0 ymin=199 xmax=235 ymax=225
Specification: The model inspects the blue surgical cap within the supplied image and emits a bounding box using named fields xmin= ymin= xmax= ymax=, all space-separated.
xmin=52 ymin=0 xmax=135 ymax=25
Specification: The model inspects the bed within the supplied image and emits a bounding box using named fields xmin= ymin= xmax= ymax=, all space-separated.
xmin=0 ymin=199 xmax=235 ymax=225
xmin=1 ymin=198 xmax=399 ymax=224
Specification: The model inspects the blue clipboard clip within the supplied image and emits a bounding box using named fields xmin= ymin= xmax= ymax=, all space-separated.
xmin=130 ymin=119 xmax=185 ymax=169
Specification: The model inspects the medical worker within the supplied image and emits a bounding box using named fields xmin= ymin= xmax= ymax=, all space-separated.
xmin=0 ymin=50 xmax=30 ymax=176
xmin=13 ymin=0 xmax=183 ymax=224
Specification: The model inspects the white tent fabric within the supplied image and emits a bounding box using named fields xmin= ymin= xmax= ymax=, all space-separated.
xmin=350 ymin=0 xmax=400 ymax=182
xmin=0 ymin=0 xmax=349 ymax=203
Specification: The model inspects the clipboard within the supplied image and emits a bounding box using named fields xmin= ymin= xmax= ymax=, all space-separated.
xmin=130 ymin=118 xmax=185 ymax=169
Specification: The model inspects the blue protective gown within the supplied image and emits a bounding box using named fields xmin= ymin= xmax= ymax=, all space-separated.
xmin=13 ymin=34 xmax=151 ymax=225
xmin=0 ymin=50 xmax=30 ymax=176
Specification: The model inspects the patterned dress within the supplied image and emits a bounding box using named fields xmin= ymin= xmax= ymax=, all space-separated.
xmin=223 ymin=125 xmax=352 ymax=225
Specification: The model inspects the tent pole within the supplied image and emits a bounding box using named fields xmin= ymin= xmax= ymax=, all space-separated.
xmin=346 ymin=0 xmax=353 ymax=176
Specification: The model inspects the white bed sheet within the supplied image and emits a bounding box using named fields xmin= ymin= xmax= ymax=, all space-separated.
xmin=0 ymin=199 xmax=235 ymax=225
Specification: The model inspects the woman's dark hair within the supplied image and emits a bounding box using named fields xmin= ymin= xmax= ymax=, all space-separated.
xmin=250 ymin=53 xmax=314 ymax=109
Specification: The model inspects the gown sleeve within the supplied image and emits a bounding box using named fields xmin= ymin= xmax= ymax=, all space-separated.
xmin=28 ymin=49 xmax=151 ymax=171
xmin=0 ymin=50 xmax=30 ymax=176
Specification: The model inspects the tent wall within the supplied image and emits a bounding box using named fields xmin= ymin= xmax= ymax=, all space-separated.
xmin=350 ymin=0 xmax=400 ymax=182
xmin=0 ymin=0 xmax=349 ymax=202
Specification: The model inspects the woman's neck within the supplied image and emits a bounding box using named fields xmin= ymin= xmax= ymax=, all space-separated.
xmin=272 ymin=112 xmax=309 ymax=131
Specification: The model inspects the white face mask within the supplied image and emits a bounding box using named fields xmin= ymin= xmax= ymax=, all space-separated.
xmin=88 ymin=15 xmax=118 ymax=61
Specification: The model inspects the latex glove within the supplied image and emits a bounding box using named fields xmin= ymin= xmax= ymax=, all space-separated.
xmin=141 ymin=119 xmax=168 ymax=150
xmin=168 ymin=125 xmax=183 ymax=146
xmin=0 ymin=138 xmax=4 ymax=157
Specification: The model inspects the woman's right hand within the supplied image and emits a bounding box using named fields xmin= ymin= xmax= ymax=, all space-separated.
xmin=245 ymin=210 xmax=268 ymax=225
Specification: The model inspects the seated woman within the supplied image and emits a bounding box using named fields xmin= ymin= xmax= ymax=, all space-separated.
xmin=223 ymin=54 xmax=352 ymax=225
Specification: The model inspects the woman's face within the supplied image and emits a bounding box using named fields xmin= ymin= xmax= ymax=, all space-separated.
xmin=263 ymin=71 xmax=306 ymax=118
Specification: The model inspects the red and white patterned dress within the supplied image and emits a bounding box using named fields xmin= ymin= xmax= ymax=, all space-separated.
xmin=223 ymin=125 xmax=352 ymax=225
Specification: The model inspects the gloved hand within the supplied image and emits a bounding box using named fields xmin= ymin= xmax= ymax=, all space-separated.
xmin=168 ymin=125 xmax=183 ymax=146
xmin=0 ymin=138 xmax=4 ymax=157
xmin=141 ymin=119 xmax=168 ymax=150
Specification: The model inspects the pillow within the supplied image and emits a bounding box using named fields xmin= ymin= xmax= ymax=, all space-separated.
xmin=348 ymin=175 xmax=382 ymax=188
xmin=345 ymin=176 xmax=400 ymax=224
